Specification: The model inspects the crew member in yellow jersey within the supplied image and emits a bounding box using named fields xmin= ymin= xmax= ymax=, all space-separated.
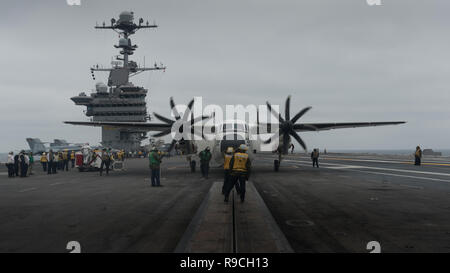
xmin=62 ymin=150 xmax=69 ymax=172
xmin=414 ymin=146 xmax=422 ymax=166
xmin=223 ymin=147 xmax=240 ymax=195
xmin=40 ymin=153 xmax=48 ymax=172
xmin=224 ymin=144 xmax=251 ymax=203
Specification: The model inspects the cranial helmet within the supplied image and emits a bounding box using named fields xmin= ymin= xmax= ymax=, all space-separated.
xmin=239 ymin=144 xmax=248 ymax=151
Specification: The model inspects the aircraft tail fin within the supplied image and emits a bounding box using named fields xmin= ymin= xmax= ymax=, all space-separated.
xmin=26 ymin=138 xmax=46 ymax=154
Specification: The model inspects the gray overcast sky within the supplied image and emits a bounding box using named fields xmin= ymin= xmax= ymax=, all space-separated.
xmin=1 ymin=0 xmax=449 ymax=152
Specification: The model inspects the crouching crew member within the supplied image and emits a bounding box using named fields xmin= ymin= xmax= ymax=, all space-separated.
xmin=224 ymin=144 xmax=251 ymax=203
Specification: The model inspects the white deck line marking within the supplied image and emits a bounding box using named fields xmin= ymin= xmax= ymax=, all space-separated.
xmin=318 ymin=157 xmax=450 ymax=165
xmin=350 ymin=170 xmax=450 ymax=183
xmin=286 ymin=161 xmax=450 ymax=183
xmin=286 ymin=160 xmax=450 ymax=177
xmin=50 ymin=182 xmax=67 ymax=186
xmin=263 ymin=154 xmax=450 ymax=165
xmin=327 ymin=166 xmax=360 ymax=169
xmin=399 ymin=184 xmax=424 ymax=190
xmin=19 ymin=188 xmax=37 ymax=193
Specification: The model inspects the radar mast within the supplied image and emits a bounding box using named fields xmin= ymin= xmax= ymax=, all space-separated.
xmin=71 ymin=11 xmax=165 ymax=152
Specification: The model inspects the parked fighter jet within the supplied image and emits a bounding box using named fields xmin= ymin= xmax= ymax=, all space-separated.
xmin=26 ymin=138 xmax=83 ymax=155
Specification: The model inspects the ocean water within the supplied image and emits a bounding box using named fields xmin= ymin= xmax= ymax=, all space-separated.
xmin=0 ymin=153 xmax=8 ymax=163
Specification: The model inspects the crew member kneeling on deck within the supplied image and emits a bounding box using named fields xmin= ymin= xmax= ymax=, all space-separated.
xmin=224 ymin=144 xmax=251 ymax=203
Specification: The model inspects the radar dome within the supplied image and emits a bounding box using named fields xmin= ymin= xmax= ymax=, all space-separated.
xmin=119 ymin=11 xmax=134 ymax=23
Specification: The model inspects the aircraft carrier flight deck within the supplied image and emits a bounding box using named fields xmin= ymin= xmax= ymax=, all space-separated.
xmin=1 ymin=153 xmax=449 ymax=253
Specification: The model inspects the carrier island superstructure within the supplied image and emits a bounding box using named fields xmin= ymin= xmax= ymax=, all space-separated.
xmin=71 ymin=11 xmax=165 ymax=152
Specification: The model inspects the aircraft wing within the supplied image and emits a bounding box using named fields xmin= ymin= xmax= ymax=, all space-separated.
xmin=292 ymin=121 xmax=406 ymax=132
xmin=64 ymin=121 xmax=171 ymax=132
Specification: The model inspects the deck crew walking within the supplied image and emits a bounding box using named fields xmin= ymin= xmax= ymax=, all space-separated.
xmin=223 ymin=147 xmax=239 ymax=194
xmin=224 ymin=144 xmax=251 ymax=203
